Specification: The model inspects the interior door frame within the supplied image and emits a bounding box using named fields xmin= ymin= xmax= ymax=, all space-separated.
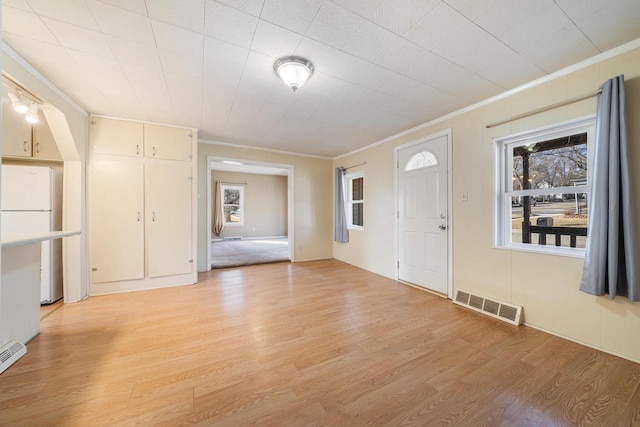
xmin=394 ymin=128 xmax=453 ymax=298
xmin=206 ymin=155 xmax=295 ymax=271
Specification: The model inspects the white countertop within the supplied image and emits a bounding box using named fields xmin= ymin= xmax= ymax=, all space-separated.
xmin=1 ymin=231 xmax=81 ymax=248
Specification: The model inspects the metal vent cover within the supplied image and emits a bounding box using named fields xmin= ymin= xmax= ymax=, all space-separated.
xmin=455 ymin=290 xmax=470 ymax=304
xmin=0 ymin=340 xmax=27 ymax=375
xmin=453 ymin=289 xmax=523 ymax=326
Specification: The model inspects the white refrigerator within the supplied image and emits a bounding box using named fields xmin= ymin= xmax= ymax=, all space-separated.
xmin=1 ymin=165 xmax=63 ymax=304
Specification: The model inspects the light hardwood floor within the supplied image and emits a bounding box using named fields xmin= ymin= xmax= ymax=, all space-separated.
xmin=2 ymin=259 xmax=639 ymax=426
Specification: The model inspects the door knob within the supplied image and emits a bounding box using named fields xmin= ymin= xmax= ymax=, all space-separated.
xmin=439 ymin=224 xmax=447 ymax=230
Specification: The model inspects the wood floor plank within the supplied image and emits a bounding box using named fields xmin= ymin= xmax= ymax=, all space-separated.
xmin=1 ymin=259 xmax=639 ymax=426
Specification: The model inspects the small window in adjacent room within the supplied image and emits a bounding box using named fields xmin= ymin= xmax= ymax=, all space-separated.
xmin=345 ymin=172 xmax=364 ymax=230
xmin=494 ymin=116 xmax=594 ymax=255
xmin=222 ymin=185 xmax=244 ymax=226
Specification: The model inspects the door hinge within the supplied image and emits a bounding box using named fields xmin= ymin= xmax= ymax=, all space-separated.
xmin=397 ymin=261 xmax=399 ymax=268
xmin=188 ymin=155 xmax=193 ymax=160
xmin=188 ymin=260 xmax=193 ymax=263
xmin=397 ymin=211 xmax=399 ymax=219
xmin=397 ymin=160 xmax=399 ymax=168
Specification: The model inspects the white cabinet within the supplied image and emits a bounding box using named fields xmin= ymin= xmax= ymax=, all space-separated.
xmin=32 ymin=112 xmax=62 ymax=160
xmin=146 ymin=162 xmax=192 ymax=277
xmin=2 ymin=103 xmax=33 ymax=157
xmin=144 ymin=123 xmax=193 ymax=161
xmin=90 ymin=117 xmax=143 ymax=157
xmin=90 ymin=156 xmax=145 ymax=284
xmin=2 ymin=104 xmax=62 ymax=160
xmin=89 ymin=117 xmax=197 ymax=294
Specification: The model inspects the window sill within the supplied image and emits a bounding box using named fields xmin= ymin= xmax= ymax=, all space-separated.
xmin=225 ymin=223 xmax=244 ymax=227
xmin=494 ymin=243 xmax=585 ymax=258
xmin=348 ymin=226 xmax=364 ymax=232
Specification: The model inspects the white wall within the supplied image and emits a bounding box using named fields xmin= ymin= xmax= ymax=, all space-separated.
xmin=333 ymin=44 xmax=640 ymax=363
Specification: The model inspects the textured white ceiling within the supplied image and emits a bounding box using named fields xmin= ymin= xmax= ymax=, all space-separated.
xmin=3 ymin=0 xmax=640 ymax=157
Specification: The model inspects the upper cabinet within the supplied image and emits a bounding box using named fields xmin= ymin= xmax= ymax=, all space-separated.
xmin=90 ymin=117 xmax=143 ymax=157
xmin=33 ymin=112 xmax=62 ymax=160
xmin=144 ymin=123 xmax=193 ymax=162
xmin=90 ymin=118 xmax=193 ymax=161
xmin=2 ymin=104 xmax=32 ymax=157
xmin=2 ymin=104 xmax=62 ymax=161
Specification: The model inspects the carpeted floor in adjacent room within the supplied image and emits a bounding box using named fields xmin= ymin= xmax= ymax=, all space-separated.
xmin=211 ymin=237 xmax=290 ymax=269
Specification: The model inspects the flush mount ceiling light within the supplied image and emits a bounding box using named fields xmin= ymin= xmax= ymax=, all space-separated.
xmin=273 ymin=56 xmax=314 ymax=92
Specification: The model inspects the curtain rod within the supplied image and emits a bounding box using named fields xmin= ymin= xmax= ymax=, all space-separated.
xmin=340 ymin=161 xmax=367 ymax=171
xmin=485 ymin=89 xmax=602 ymax=129
xmin=220 ymin=181 xmax=247 ymax=185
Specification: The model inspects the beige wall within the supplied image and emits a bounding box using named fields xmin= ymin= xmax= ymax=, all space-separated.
xmin=333 ymin=46 xmax=640 ymax=362
xmin=198 ymin=143 xmax=332 ymax=271
xmin=212 ymin=170 xmax=287 ymax=239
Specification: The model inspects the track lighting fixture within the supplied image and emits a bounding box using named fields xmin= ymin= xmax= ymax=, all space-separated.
xmin=8 ymin=90 xmax=29 ymax=114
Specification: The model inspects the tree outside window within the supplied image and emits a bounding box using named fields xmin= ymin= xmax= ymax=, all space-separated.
xmin=222 ymin=185 xmax=244 ymax=226
xmin=495 ymin=117 xmax=594 ymax=254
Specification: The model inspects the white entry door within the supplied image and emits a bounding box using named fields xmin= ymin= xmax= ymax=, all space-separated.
xmin=398 ymin=135 xmax=449 ymax=295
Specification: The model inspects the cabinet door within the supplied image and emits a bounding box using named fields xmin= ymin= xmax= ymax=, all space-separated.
xmin=146 ymin=162 xmax=192 ymax=278
xmin=144 ymin=124 xmax=192 ymax=162
xmin=90 ymin=155 xmax=145 ymax=283
xmin=91 ymin=117 xmax=143 ymax=157
xmin=32 ymin=110 xmax=62 ymax=160
xmin=2 ymin=103 xmax=33 ymax=157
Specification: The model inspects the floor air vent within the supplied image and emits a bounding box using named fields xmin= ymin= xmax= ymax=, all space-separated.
xmin=454 ymin=289 xmax=523 ymax=325
xmin=0 ymin=340 xmax=27 ymax=375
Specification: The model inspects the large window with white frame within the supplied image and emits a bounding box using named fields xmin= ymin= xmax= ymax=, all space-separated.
xmin=345 ymin=171 xmax=364 ymax=230
xmin=222 ymin=184 xmax=244 ymax=226
xmin=494 ymin=116 xmax=594 ymax=255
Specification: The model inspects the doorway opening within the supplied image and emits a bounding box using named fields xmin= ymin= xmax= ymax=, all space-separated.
xmin=207 ymin=157 xmax=294 ymax=270
xmin=1 ymin=73 xmax=83 ymax=306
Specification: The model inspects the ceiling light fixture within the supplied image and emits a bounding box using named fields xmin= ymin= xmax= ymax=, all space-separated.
xmin=8 ymin=90 xmax=29 ymax=114
xmin=25 ymin=102 xmax=39 ymax=124
xmin=273 ymin=56 xmax=314 ymax=92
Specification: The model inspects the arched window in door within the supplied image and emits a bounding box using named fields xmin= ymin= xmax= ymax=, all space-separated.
xmin=405 ymin=150 xmax=438 ymax=171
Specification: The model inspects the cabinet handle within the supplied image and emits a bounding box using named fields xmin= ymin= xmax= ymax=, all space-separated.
xmin=152 ymin=146 xmax=156 ymax=157
xmin=36 ymin=142 xmax=41 ymax=153
xmin=152 ymin=212 xmax=156 ymax=222
xmin=23 ymin=141 xmax=28 ymax=152
xmin=137 ymin=211 xmax=141 ymax=222
xmin=136 ymin=144 xmax=140 ymax=155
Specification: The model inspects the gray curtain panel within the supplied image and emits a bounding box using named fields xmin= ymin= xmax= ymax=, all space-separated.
xmin=580 ymin=75 xmax=639 ymax=301
xmin=334 ymin=167 xmax=349 ymax=243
